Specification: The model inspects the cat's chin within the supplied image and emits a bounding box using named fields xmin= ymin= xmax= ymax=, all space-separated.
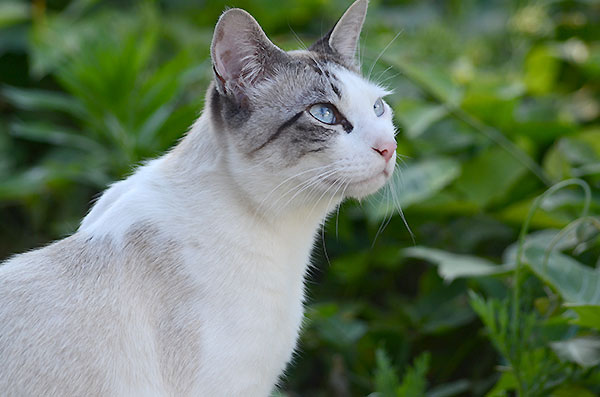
xmin=344 ymin=170 xmax=391 ymax=199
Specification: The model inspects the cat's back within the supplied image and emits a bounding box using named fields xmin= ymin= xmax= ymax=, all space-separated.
xmin=0 ymin=231 xmax=192 ymax=396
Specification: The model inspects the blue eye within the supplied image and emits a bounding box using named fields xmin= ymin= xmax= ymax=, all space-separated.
xmin=309 ymin=104 xmax=337 ymax=124
xmin=374 ymin=98 xmax=384 ymax=117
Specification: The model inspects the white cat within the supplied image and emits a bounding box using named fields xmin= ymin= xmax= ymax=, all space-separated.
xmin=0 ymin=0 xmax=397 ymax=395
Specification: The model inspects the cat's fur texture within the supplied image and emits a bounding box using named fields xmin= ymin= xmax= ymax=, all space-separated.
xmin=0 ymin=0 xmax=397 ymax=395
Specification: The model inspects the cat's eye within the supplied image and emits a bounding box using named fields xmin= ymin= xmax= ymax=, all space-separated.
xmin=374 ymin=98 xmax=384 ymax=117
xmin=309 ymin=104 xmax=337 ymax=125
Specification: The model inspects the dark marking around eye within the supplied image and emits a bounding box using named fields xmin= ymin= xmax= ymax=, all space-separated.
xmin=341 ymin=119 xmax=353 ymax=133
xmin=251 ymin=111 xmax=303 ymax=153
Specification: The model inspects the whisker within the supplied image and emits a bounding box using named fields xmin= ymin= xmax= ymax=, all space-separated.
xmin=288 ymin=24 xmax=308 ymax=51
xmin=389 ymin=170 xmax=415 ymax=244
xmin=367 ymin=29 xmax=404 ymax=81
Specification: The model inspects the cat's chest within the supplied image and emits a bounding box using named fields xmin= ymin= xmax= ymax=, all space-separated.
xmin=181 ymin=228 xmax=314 ymax=395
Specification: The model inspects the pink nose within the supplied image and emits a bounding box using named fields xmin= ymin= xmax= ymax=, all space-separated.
xmin=372 ymin=141 xmax=396 ymax=162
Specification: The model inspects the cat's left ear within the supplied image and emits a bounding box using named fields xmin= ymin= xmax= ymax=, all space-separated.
xmin=211 ymin=9 xmax=288 ymax=101
xmin=310 ymin=0 xmax=368 ymax=67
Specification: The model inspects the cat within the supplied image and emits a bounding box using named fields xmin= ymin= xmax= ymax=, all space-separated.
xmin=0 ymin=0 xmax=397 ymax=395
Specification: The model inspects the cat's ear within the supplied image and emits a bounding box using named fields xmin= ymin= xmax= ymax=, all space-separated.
xmin=310 ymin=0 xmax=367 ymax=67
xmin=211 ymin=9 xmax=287 ymax=100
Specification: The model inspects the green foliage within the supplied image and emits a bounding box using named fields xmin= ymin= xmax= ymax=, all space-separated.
xmin=373 ymin=349 xmax=430 ymax=397
xmin=1 ymin=0 xmax=600 ymax=395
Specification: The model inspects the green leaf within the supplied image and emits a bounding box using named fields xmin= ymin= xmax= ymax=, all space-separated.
xmin=404 ymin=246 xmax=513 ymax=282
xmin=454 ymin=146 xmax=527 ymax=208
xmin=565 ymin=304 xmax=600 ymax=330
xmin=394 ymin=99 xmax=448 ymax=139
xmin=10 ymin=121 xmax=103 ymax=153
xmin=397 ymin=352 xmax=430 ymax=397
xmin=365 ymin=157 xmax=461 ymax=220
xmin=2 ymin=86 xmax=87 ymax=119
xmin=525 ymin=46 xmax=560 ymax=95
xmin=0 ymin=2 xmax=29 ymax=28
xmin=550 ymin=337 xmax=600 ymax=368
xmin=391 ymin=58 xmax=463 ymax=105
xmin=485 ymin=370 xmax=518 ymax=397
xmin=374 ymin=348 xmax=402 ymax=397
xmin=551 ymin=385 xmax=597 ymax=397
xmin=522 ymin=245 xmax=600 ymax=305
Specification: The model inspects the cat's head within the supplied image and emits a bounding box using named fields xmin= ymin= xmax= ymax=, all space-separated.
xmin=208 ymin=0 xmax=396 ymax=212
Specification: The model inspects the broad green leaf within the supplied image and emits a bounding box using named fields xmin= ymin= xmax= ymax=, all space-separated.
xmin=525 ymin=46 xmax=560 ymax=95
xmin=522 ymin=245 xmax=600 ymax=305
xmin=501 ymin=229 xmax=582 ymax=265
xmin=565 ymin=304 xmax=600 ymax=331
xmin=404 ymin=246 xmax=513 ymax=282
xmin=454 ymin=146 xmax=527 ymax=208
xmin=498 ymin=198 xmax=571 ymax=229
xmin=365 ymin=157 xmax=461 ymax=220
xmin=390 ymin=57 xmax=463 ymax=105
xmin=550 ymin=337 xmax=600 ymax=368
xmin=0 ymin=2 xmax=29 ymax=28
xmin=394 ymin=99 xmax=448 ymax=139
xmin=461 ymin=93 xmax=517 ymax=131
xmin=309 ymin=305 xmax=367 ymax=349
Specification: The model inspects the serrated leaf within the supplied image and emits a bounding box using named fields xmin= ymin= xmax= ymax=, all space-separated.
xmin=374 ymin=348 xmax=401 ymax=397
xmin=397 ymin=352 xmax=430 ymax=397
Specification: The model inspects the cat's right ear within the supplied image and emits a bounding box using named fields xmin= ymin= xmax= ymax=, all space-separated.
xmin=211 ymin=9 xmax=287 ymax=101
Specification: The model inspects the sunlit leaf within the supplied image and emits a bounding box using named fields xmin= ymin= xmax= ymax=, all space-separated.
xmin=525 ymin=46 xmax=560 ymax=95
xmin=0 ymin=2 xmax=29 ymax=28
xmin=551 ymin=337 xmax=600 ymax=368
xmin=365 ymin=157 xmax=461 ymax=220
xmin=394 ymin=99 xmax=448 ymax=139
xmin=522 ymin=245 xmax=600 ymax=305
xmin=404 ymin=246 xmax=513 ymax=282
xmin=565 ymin=304 xmax=600 ymax=331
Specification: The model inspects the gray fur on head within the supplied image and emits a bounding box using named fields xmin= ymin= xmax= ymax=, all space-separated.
xmin=208 ymin=0 xmax=369 ymax=166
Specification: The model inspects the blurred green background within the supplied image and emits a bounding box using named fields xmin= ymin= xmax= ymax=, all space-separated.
xmin=1 ymin=0 xmax=600 ymax=396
